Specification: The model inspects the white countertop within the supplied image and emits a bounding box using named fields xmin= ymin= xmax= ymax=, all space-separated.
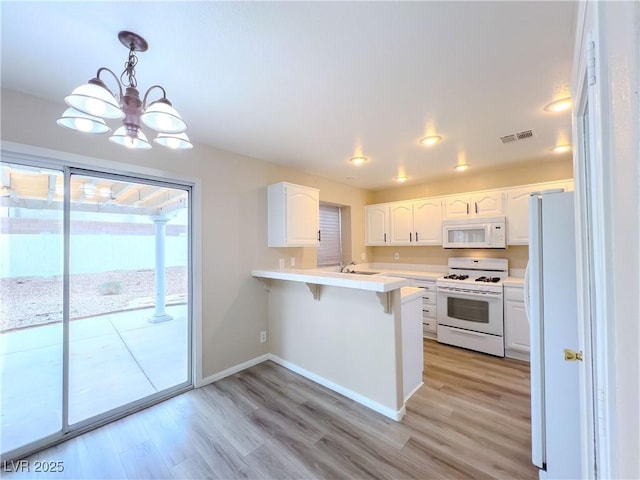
xmin=503 ymin=276 xmax=525 ymax=287
xmin=342 ymin=264 xmax=443 ymax=281
xmin=251 ymin=268 xmax=409 ymax=292
xmin=401 ymin=287 xmax=425 ymax=302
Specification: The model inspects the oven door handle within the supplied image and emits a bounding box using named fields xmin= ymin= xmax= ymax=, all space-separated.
xmin=447 ymin=326 xmax=486 ymax=338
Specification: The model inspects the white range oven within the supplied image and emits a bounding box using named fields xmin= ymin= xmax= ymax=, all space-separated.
xmin=436 ymin=257 xmax=508 ymax=357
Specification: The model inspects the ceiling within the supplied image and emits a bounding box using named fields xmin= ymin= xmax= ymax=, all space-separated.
xmin=0 ymin=1 xmax=577 ymax=190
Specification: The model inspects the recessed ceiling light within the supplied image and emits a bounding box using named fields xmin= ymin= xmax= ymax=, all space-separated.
xmin=551 ymin=144 xmax=572 ymax=154
xmin=349 ymin=156 xmax=368 ymax=165
xmin=394 ymin=175 xmax=409 ymax=183
xmin=544 ymin=97 xmax=572 ymax=112
xmin=419 ymin=135 xmax=442 ymax=146
xmin=455 ymin=164 xmax=469 ymax=172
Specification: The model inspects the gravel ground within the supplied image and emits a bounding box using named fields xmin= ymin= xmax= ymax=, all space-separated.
xmin=0 ymin=266 xmax=188 ymax=332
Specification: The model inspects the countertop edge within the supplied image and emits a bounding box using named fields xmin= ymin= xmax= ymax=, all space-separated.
xmin=251 ymin=269 xmax=409 ymax=292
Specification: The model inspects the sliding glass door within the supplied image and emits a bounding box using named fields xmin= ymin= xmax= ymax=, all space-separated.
xmin=0 ymin=163 xmax=65 ymax=454
xmin=0 ymin=159 xmax=192 ymax=460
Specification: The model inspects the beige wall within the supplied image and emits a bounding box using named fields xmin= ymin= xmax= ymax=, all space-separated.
xmin=0 ymin=88 xmax=373 ymax=380
xmin=371 ymin=245 xmax=529 ymax=270
xmin=372 ymin=156 xmax=573 ymax=204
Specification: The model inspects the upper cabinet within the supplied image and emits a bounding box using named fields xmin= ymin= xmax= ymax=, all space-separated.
xmin=368 ymin=198 xmax=443 ymax=246
xmin=365 ymin=204 xmax=390 ymax=245
xmin=443 ymin=191 xmax=504 ymax=219
xmin=268 ymin=182 xmax=319 ymax=247
xmin=505 ymin=180 xmax=573 ymax=245
xmin=389 ymin=202 xmax=413 ymax=244
xmin=412 ymin=198 xmax=443 ymax=245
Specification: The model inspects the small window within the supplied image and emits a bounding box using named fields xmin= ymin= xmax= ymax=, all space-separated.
xmin=318 ymin=203 xmax=342 ymax=266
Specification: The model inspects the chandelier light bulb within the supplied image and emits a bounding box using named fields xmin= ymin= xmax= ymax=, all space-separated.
xmin=57 ymin=107 xmax=110 ymax=134
xmin=74 ymin=117 xmax=95 ymax=133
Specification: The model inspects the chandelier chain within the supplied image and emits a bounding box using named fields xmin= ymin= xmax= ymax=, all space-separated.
xmin=120 ymin=47 xmax=139 ymax=88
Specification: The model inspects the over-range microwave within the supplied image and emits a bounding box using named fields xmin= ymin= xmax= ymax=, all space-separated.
xmin=442 ymin=216 xmax=506 ymax=249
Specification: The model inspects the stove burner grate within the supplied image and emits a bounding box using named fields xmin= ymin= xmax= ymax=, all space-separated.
xmin=443 ymin=274 xmax=469 ymax=280
xmin=475 ymin=276 xmax=501 ymax=283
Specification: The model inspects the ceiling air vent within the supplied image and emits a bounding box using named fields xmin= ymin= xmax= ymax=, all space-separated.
xmin=516 ymin=130 xmax=533 ymax=140
xmin=500 ymin=129 xmax=534 ymax=144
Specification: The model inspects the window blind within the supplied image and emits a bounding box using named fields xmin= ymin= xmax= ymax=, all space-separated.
xmin=317 ymin=204 xmax=342 ymax=266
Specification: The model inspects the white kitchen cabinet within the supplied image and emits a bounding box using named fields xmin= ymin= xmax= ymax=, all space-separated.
xmin=443 ymin=191 xmax=504 ymax=219
xmin=389 ymin=198 xmax=442 ymax=246
xmin=505 ymin=179 xmax=574 ymax=245
xmin=413 ymin=198 xmax=443 ymax=245
xmin=389 ymin=202 xmax=414 ymax=245
xmin=504 ymin=285 xmax=529 ymax=361
xmin=471 ymin=191 xmax=504 ymax=216
xmin=268 ymin=182 xmax=319 ymax=247
xmin=365 ymin=204 xmax=390 ymax=245
xmin=412 ymin=279 xmax=437 ymax=339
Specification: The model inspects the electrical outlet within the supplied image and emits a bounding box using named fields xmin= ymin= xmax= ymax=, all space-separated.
xmin=290 ymin=257 xmax=296 ymax=267
xmin=279 ymin=258 xmax=285 ymax=269
xmin=360 ymin=252 xmax=366 ymax=260
xmin=260 ymin=331 xmax=267 ymax=343
xmin=394 ymin=252 xmax=400 ymax=260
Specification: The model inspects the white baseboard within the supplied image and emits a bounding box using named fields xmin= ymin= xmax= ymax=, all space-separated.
xmin=197 ymin=354 xmax=269 ymax=387
xmin=505 ymin=350 xmax=530 ymax=362
xmin=404 ymin=381 xmax=424 ymax=404
xmin=269 ymin=354 xmax=405 ymax=421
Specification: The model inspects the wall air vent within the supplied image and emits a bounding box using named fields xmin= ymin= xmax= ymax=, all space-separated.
xmin=500 ymin=129 xmax=534 ymax=144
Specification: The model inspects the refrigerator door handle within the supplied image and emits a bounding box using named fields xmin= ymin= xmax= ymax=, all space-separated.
xmin=524 ymin=262 xmax=531 ymax=324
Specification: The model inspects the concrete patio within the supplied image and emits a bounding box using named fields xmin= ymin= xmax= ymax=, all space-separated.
xmin=0 ymin=304 xmax=189 ymax=455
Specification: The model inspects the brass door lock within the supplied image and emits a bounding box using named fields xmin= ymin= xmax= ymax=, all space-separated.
xmin=564 ymin=349 xmax=584 ymax=361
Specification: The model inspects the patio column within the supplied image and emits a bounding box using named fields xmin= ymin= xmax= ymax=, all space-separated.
xmin=149 ymin=215 xmax=173 ymax=323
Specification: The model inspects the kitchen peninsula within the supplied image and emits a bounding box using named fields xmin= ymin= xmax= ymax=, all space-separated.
xmin=251 ymin=268 xmax=423 ymax=420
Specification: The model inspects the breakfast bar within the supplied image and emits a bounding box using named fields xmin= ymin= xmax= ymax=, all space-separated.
xmin=251 ymin=269 xmax=423 ymax=420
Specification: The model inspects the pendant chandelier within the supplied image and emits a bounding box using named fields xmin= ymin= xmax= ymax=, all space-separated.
xmin=57 ymin=31 xmax=192 ymax=150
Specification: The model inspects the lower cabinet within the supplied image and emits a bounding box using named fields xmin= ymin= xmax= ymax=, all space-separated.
xmin=504 ymin=285 xmax=530 ymax=361
xmin=412 ymin=279 xmax=437 ymax=339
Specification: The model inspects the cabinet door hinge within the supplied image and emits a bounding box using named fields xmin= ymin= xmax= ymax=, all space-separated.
xmin=587 ymin=40 xmax=596 ymax=86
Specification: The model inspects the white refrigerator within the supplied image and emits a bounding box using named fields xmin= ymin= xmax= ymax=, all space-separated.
xmin=526 ymin=191 xmax=583 ymax=479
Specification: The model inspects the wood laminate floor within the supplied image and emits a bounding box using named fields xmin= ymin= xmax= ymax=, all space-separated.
xmin=3 ymin=340 xmax=537 ymax=479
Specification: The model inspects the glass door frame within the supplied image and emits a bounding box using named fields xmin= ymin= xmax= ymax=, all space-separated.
xmin=0 ymin=154 xmax=195 ymax=463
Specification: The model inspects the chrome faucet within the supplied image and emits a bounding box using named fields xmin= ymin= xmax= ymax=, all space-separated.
xmin=340 ymin=261 xmax=356 ymax=273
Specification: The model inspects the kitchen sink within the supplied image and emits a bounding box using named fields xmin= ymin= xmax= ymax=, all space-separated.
xmin=349 ymin=271 xmax=380 ymax=275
